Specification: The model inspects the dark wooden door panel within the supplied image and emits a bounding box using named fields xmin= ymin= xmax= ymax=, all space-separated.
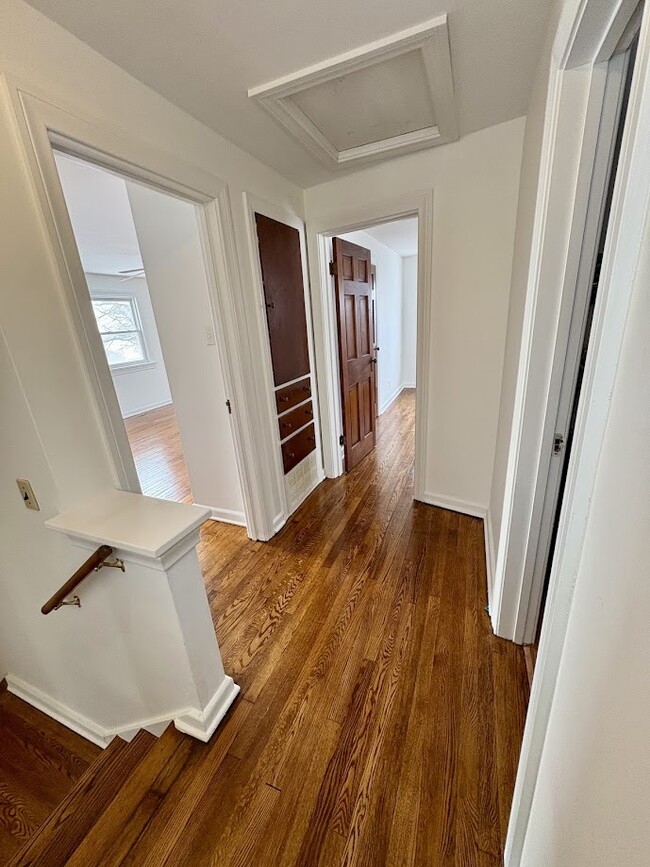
xmin=276 ymin=377 xmax=311 ymax=414
xmin=281 ymin=423 xmax=317 ymax=474
xmin=255 ymin=213 xmax=310 ymax=387
xmin=278 ymin=401 xmax=314 ymax=440
xmin=332 ymin=237 xmax=377 ymax=471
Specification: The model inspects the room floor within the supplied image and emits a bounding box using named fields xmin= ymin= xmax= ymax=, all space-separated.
xmin=124 ymin=404 xmax=192 ymax=503
xmin=9 ymin=391 xmax=530 ymax=865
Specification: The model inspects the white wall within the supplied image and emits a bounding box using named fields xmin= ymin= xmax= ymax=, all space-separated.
xmin=338 ymin=229 xmax=404 ymax=413
xmin=0 ymin=0 xmax=301 ymax=730
xmin=520 ymin=195 xmax=650 ymax=867
xmin=306 ymin=117 xmax=525 ymax=512
xmin=126 ymin=182 xmax=245 ymax=523
xmin=85 ymin=273 xmax=173 ymax=418
xmin=401 ymin=255 xmax=417 ymax=388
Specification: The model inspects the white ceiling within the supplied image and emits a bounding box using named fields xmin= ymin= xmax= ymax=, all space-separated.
xmin=364 ymin=217 xmax=419 ymax=257
xmin=54 ymin=152 xmax=143 ymax=275
xmin=27 ymin=0 xmax=551 ymax=187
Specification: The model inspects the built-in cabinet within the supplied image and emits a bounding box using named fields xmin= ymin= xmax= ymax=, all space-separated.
xmin=254 ymin=213 xmax=316 ymax=475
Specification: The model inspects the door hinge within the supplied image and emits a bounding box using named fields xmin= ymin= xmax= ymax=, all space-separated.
xmin=226 ymin=399 xmax=232 ymax=415
xmin=339 ymin=434 xmax=345 ymax=446
xmin=329 ymin=261 xmax=337 ymax=276
xmin=553 ymin=433 xmax=564 ymax=455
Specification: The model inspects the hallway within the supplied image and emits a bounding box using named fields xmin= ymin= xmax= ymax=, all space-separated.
xmin=124 ymin=405 xmax=192 ymax=504
xmin=12 ymin=391 xmax=529 ymax=866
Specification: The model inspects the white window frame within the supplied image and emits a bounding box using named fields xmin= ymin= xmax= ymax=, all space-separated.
xmin=91 ymin=292 xmax=151 ymax=372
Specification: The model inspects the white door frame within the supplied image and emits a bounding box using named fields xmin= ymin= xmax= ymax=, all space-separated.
xmin=5 ymin=79 xmax=279 ymax=541
xmin=306 ymin=190 xmax=432 ymax=498
xmin=491 ymin=0 xmax=644 ymax=644
xmin=505 ymin=0 xmax=650 ymax=861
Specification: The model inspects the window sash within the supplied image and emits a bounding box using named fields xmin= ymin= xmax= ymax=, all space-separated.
xmin=91 ymin=295 xmax=149 ymax=368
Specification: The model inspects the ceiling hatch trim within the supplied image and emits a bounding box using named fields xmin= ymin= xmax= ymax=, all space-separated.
xmin=248 ymin=15 xmax=458 ymax=169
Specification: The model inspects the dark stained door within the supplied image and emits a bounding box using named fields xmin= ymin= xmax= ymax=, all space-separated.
xmin=255 ymin=213 xmax=310 ymax=387
xmin=332 ymin=237 xmax=377 ymax=471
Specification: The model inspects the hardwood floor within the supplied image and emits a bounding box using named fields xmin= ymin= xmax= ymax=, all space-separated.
xmin=123 ymin=404 xmax=192 ymax=503
xmin=10 ymin=390 xmax=530 ymax=866
xmin=0 ymin=687 xmax=100 ymax=863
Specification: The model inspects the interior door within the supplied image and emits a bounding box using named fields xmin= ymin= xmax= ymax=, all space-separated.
xmin=332 ymin=237 xmax=377 ymax=471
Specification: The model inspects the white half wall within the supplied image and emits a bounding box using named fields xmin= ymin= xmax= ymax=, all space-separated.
xmin=338 ymin=228 xmax=404 ymax=414
xmin=305 ymin=117 xmax=525 ymax=511
xmin=520 ymin=183 xmax=650 ymax=867
xmin=85 ymin=273 xmax=173 ymax=418
xmin=126 ymin=181 xmax=245 ymax=521
xmin=401 ymin=255 xmax=418 ymax=387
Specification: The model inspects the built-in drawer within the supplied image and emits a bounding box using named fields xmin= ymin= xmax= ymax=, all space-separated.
xmin=281 ymin=423 xmax=316 ymax=474
xmin=275 ymin=377 xmax=311 ymax=414
xmin=278 ymin=400 xmax=314 ymax=440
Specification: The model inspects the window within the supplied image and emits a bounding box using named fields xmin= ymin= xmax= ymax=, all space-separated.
xmin=91 ymin=296 xmax=148 ymax=368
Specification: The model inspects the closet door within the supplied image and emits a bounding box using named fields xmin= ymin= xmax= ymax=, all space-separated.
xmin=255 ymin=213 xmax=310 ymax=386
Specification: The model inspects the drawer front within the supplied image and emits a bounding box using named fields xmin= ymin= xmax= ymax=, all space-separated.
xmin=278 ymin=400 xmax=314 ymax=440
xmin=276 ymin=377 xmax=311 ymax=414
xmin=281 ymin=423 xmax=316 ymax=474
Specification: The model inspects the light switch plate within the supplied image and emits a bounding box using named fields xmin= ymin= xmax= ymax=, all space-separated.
xmin=16 ymin=478 xmax=40 ymax=511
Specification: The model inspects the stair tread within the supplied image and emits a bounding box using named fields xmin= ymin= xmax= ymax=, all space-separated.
xmin=9 ymin=730 xmax=157 ymax=867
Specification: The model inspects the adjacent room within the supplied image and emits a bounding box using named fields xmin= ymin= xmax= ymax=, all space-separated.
xmin=53 ymin=151 xmax=246 ymax=525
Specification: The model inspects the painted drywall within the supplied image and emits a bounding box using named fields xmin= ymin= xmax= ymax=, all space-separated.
xmin=520 ymin=198 xmax=650 ymax=867
xmin=85 ymin=273 xmax=173 ymax=418
xmin=126 ymin=181 xmax=245 ymax=522
xmin=0 ymin=0 xmax=302 ymax=734
xmin=306 ymin=117 xmax=525 ymax=512
xmin=401 ymin=255 xmax=418 ymax=387
xmin=339 ymin=229 xmax=404 ymax=413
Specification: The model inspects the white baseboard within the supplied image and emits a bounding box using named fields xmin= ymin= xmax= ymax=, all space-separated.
xmin=418 ymin=492 xmax=487 ymax=520
xmin=484 ymin=508 xmax=496 ymax=609
xmin=5 ymin=674 xmax=181 ymax=748
xmin=174 ymin=676 xmax=240 ymax=742
xmin=194 ymin=504 xmax=246 ymax=527
xmin=6 ymin=673 xmax=239 ymax=748
xmin=379 ymin=384 xmax=404 ymax=415
xmin=402 ymin=382 xmax=416 ymax=389
xmin=121 ymin=399 xmax=173 ymax=419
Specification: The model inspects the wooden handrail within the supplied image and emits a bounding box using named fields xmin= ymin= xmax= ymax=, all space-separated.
xmin=41 ymin=544 xmax=114 ymax=614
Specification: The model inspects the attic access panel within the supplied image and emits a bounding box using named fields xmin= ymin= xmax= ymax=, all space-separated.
xmin=249 ymin=15 xmax=457 ymax=169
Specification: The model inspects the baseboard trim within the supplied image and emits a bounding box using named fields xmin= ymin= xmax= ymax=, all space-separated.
xmin=121 ymin=399 xmax=173 ymax=419
xmin=418 ymin=492 xmax=487 ymax=520
xmin=174 ymin=676 xmax=240 ymax=742
xmin=194 ymin=504 xmax=246 ymax=527
xmin=484 ymin=508 xmax=496 ymax=608
xmin=402 ymin=382 xmax=416 ymax=389
xmin=379 ymin=384 xmax=404 ymax=415
xmin=4 ymin=673 xmax=235 ymax=749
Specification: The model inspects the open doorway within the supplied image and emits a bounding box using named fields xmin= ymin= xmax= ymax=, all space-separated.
xmin=334 ymin=218 xmax=418 ymax=471
xmin=52 ymin=151 xmax=246 ymax=525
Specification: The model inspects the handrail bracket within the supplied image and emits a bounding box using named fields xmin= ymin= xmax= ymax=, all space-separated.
xmin=95 ymin=557 xmax=125 ymax=573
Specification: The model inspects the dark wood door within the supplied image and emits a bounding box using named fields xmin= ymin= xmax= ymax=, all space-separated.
xmin=332 ymin=237 xmax=377 ymax=471
xmin=255 ymin=213 xmax=310 ymax=387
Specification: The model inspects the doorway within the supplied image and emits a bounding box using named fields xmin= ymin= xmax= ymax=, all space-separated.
xmin=309 ymin=193 xmax=429 ymax=497
xmin=334 ymin=218 xmax=418 ymax=471
xmin=52 ymin=150 xmax=246 ymax=524
xmin=524 ymin=35 xmax=639 ymax=660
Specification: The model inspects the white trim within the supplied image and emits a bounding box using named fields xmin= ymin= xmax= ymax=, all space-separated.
xmin=121 ymin=398 xmax=172 ymax=418
xmin=401 ymin=381 xmax=417 ymax=389
xmin=174 ymin=677 xmax=240 ymax=743
xmin=484 ymin=508 xmax=496 ymax=606
xmin=3 ymin=78 xmax=276 ymax=541
xmin=249 ymin=16 xmax=457 ymax=169
xmin=306 ymin=190 xmax=432 ymax=502
xmin=111 ymin=361 xmax=158 ymax=377
xmin=378 ymin=383 xmax=404 ymax=415
xmin=198 ymin=505 xmax=247 ymax=527
xmin=505 ymin=1 xmax=650 ymax=863
xmin=418 ymin=492 xmax=486 ymax=520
